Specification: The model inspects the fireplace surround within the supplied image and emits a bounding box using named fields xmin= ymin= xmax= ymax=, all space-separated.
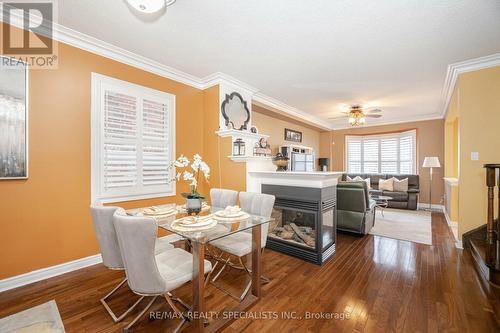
xmin=262 ymin=184 xmax=336 ymax=265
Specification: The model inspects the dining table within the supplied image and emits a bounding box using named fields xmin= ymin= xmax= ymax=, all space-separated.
xmin=126 ymin=204 xmax=271 ymax=333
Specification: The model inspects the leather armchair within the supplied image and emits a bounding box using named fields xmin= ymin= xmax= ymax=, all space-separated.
xmin=336 ymin=182 xmax=376 ymax=235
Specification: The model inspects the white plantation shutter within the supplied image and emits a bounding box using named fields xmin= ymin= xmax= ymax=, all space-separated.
xmin=142 ymin=99 xmax=170 ymax=187
xmin=92 ymin=74 xmax=175 ymax=203
xmin=346 ymin=130 xmax=416 ymax=174
xmin=103 ymin=91 xmax=138 ymax=190
xmin=346 ymin=137 xmax=362 ymax=173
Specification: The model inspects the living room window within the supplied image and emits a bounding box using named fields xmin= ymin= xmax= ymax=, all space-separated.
xmin=91 ymin=73 xmax=176 ymax=203
xmin=345 ymin=130 xmax=416 ymax=174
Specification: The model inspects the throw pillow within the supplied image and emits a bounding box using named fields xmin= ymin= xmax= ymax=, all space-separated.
xmin=352 ymin=176 xmax=371 ymax=189
xmin=379 ymin=178 xmax=394 ymax=191
xmin=392 ymin=177 xmax=409 ymax=192
xmin=346 ymin=175 xmax=353 ymax=181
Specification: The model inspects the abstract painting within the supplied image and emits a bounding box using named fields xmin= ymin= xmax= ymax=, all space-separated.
xmin=0 ymin=56 xmax=28 ymax=179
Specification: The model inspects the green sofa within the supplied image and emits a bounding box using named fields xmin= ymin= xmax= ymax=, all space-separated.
xmin=337 ymin=181 xmax=376 ymax=235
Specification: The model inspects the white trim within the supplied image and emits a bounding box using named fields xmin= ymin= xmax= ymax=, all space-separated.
xmin=455 ymin=240 xmax=463 ymax=249
xmin=417 ymin=203 xmax=444 ymax=211
xmin=3 ymin=8 xmax=500 ymax=130
xmin=201 ymin=72 xmax=259 ymax=95
xmin=443 ymin=177 xmax=459 ymax=186
xmin=441 ymin=53 xmax=500 ymax=118
xmin=91 ymin=73 xmax=176 ymax=204
xmin=253 ymin=93 xmax=332 ymax=130
xmin=443 ymin=209 xmax=458 ymax=228
xmin=216 ymin=129 xmax=269 ymax=140
xmin=228 ymin=155 xmax=272 ymax=163
xmin=0 ymin=254 xmax=102 ymax=292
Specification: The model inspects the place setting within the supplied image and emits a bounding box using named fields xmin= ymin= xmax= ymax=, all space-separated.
xmin=171 ymin=214 xmax=218 ymax=232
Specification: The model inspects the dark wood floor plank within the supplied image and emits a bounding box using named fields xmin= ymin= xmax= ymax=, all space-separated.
xmin=0 ymin=212 xmax=499 ymax=332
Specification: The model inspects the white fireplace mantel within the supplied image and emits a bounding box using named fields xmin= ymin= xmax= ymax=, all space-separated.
xmin=247 ymin=171 xmax=344 ymax=192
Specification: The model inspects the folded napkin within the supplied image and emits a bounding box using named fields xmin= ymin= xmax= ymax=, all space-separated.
xmin=178 ymin=214 xmax=212 ymax=226
xmin=196 ymin=214 xmax=213 ymax=222
xmin=143 ymin=206 xmax=173 ymax=215
xmin=218 ymin=205 xmax=241 ymax=216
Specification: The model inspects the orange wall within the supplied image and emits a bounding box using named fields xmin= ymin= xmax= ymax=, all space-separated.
xmin=252 ymin=105 xmax=322 ymax=159
xmin=0 ymin=27 xmax=205 ymax=279
xmin=329 ymin=119 xmax=445 ymax=204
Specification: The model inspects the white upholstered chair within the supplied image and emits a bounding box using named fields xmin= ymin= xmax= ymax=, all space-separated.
xmin=90 ymin=205 xmax=180 ymax=322
xmin=210 ymin=188 xmax=238 ymax=212
xmin=113 ymin=211 xmax=213 ymax=333
xmin=210 ymin=192 xmax=275 ymax=301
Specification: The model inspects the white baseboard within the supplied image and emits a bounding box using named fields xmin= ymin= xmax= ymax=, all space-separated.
xmin=0 ymin=254 xmax=102 ymax=293
xmin=443 ymin=209 xmax=458 ymax=228
xmin=417 ymin=203 xmax=444 ymax=211
xmin=443 ymin=208 xmax=462 ymax=249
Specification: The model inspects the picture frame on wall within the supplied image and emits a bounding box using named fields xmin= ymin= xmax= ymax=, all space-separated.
xmin=0 ymin=56 xmax=28 ymax=179
xmin=284 ymin=128 xmax=302 ymax=143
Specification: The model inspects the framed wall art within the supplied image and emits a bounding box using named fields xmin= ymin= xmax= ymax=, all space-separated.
xmin=0 ymin=56 xmax=28 ymax=179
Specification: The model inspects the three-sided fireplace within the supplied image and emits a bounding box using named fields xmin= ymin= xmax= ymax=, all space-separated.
xmin=262 ymin=184 xmax=336 ymax=265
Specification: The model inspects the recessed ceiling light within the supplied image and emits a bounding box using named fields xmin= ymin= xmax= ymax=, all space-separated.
xmin=126 ymin=0 xmax=176 ymax=14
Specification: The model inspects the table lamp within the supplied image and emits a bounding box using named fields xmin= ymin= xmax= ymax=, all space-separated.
xmin=422 ymin=157 xmax=441 ymax=211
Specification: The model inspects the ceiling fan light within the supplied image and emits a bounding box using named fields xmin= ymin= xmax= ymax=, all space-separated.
xmin=127 ymin=0 xmax=174 ymax=13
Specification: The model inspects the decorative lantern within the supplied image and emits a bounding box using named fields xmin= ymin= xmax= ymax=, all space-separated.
xmin=233 ymin=138 xmax=245 ymax=156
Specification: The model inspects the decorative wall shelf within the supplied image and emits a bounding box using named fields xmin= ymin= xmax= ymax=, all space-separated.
xmin=216 ymin=129 xmax=269 ymax=140
xmin=228 ymin=155 xmax=273 ymax=163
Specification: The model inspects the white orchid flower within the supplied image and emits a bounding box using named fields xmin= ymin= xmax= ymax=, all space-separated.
xmin=182 ymin=171 xmax=194 ymax=181
xmin=176 ymin=155 xmax=190 ymax=167
xmin=199 ymin=161 xmax=210 ymax=179
xmin=191 ymin=159 xmax=201 ymax=172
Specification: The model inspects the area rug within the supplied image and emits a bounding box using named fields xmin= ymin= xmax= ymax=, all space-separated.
xmin=0 ymin=300 xmax=65 ymax=333
xmin=369 ymin=208 xmax=432 ymax=245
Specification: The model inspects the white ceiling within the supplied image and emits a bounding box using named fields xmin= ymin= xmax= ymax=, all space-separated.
xmin=57 ymin=0 xmax=500 ymax=128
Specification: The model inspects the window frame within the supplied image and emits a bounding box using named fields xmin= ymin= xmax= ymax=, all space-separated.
xmin=91 ymin=73 xmax=176 ymax=204
xmin=345 ymin=129 xmax=417 ymax=175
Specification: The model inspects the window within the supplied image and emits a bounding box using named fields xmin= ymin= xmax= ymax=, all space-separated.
xmin=91 ymin=73 xmax=175 ymax=203
xmin=345 ymin=130 xmax=416 ymax=174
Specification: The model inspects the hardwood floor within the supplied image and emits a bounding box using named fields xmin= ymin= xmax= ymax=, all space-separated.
xmin=1 ymin=212 xmax=499 ymax=332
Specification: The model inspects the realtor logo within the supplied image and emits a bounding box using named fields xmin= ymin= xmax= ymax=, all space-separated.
xmin=1 ymin=1 xmax=58 ymax=69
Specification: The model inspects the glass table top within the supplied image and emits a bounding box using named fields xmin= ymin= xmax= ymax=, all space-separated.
xmin=125 ymin=204 xmax=271 ymax=244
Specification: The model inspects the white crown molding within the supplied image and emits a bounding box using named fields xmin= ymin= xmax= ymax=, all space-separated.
xmin=0 ymin=254 xmax=102 ymax=292
xmin=253 ymin=93 xmax=333 ymax=130
xmin=200 ymin=72 xmax=259 ymax=94
xmin=331 ymin=113 xmax=443 ymax=130
xmin=441 ymin=53 xmax=500 ymax=118
xmin=3 ymin=6 xmax=500 ymax=131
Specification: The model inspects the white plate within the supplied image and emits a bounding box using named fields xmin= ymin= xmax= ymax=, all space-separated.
xmin=179 ymin=218 xmax=214 ymax=228
xmin=143 ymin=209 xmax=175 ymax=216
xmin=215 ymin=210 xmax=245 ymax=218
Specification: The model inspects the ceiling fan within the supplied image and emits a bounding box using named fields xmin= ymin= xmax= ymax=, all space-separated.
xmin=328 ymin=105 xmax=383 ymax=126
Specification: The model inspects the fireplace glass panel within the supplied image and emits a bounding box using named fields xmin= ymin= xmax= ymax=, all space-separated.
xmin=322 ymin=209 xmax=334 ymax=250
xmin=269 ymin=208 xmax=316 ymax=249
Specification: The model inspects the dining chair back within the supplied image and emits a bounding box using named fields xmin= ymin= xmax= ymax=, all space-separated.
xmin=90 ymin=205 xmax=123 ymax=269
xmin=239 ymin=192 xmax=275 ymax=247
xmin=210 ymin=188 xmax=238 ymax=212
xmin=113 ymin=212 xmax=168 ymax=296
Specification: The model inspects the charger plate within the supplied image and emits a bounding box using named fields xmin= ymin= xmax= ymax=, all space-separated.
xmin=171 ymin=218 xmax=218 ymax=232
xmin=212 ymin=212 xmax=250 ymax=223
